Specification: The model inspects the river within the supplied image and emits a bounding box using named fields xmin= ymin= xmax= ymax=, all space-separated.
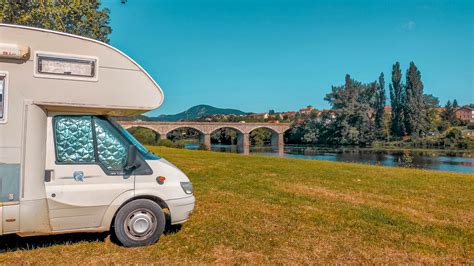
xmin=184 ymin=144 xmax=474 ymax=173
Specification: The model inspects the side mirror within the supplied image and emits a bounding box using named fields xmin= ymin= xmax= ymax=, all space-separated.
xmin=125 ymin=145 xmax=140 ymax=171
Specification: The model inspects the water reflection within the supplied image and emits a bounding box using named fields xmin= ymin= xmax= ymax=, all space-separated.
xmin=184 ymin=144 xmax=474 ymax=174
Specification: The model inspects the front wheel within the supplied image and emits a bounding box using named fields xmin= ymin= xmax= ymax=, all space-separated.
xmin=113 ymin=199 xmax=166 ymax=247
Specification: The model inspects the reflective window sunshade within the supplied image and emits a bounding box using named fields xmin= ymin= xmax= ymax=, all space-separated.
xmin=94 ymin=117 xmax=128 ymax=171
xmin=54 ymin=116 xmax=130 ymax=172
xmin=54 ymin=116 xmax=95 ymax=163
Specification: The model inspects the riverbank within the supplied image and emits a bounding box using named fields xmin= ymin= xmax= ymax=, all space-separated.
xmin=192 ymin=144 xmax=474 ymax=173
xmin=0 ymin=147 xmax=472 ymax=263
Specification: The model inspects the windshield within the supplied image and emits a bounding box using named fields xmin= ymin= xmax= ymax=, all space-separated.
xmin=109 ymin=118 xmax=160 ymax=160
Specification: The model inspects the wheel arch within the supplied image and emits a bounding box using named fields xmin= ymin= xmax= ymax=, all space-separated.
xmin=101 ymin=191 xmax=170 ymax=231
xmin=109 ymin=195 xmax=170 ymax=230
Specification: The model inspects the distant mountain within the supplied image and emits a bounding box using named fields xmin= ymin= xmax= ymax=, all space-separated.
xmin=148 ymin=104 xmax=247 ymax=121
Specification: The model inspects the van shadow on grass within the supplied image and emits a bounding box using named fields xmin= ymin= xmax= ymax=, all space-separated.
xmin=0 ymin=232 xmax=109 ymax=253
xmin=0 ymin=224 xmax=183 ymax=253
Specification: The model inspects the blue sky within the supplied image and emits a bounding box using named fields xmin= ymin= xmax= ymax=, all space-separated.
xmin=102 ymin=0 xmax=473 ymax=116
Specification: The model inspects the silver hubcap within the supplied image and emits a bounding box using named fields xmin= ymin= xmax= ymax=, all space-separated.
xmin=124 ymin=208 xmax=157 ymax=240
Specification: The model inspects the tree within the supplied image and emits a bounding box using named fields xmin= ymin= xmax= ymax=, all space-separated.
xmin=0 ymin=0 xmax=111 ymax=43
xmin=289 ymin=115 xmax=334 ymax=145
xmin=404 ymin=62 xmax=425 ymax=136
xmin=389 ymin=62 xmax=405 ymax=137
xmin=374 ymin=72 xmax=386 ymax=138
xmin=423 ymin=94 xmax=440 ymax=132
xmin=211 ymin=128 xmax=237 ymax=144
xmin=440 ymin=100 xmax=456 ymax=128
xmin=127 ymin=127 xmax=159 ymax=145
xmin=382 ymin=111 xmax=391 ymax=141
xmin=325 ymin=75 xmax=359 ymax=144
xmin=452 ymin=99 xmax=459 ymax=108
xmin=324 ymin=74 xmax=377 ymax=145
xmin=249 ymin=128 xmax=271 ymax=146
xmin=422 ymin=94 xmax=440 ymax=108
xmin=167 ymin=128 xmax=199 ymax=142
xmin=268 ymin=109 xmax=275 ymax=115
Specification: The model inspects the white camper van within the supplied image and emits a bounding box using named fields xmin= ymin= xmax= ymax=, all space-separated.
xmin=0 ymin=24 xmax=195 ymax=247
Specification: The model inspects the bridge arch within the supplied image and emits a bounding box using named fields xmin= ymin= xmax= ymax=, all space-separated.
xmin=248 ymin=126 xmax=279 ymax=134
xmin=209 ymin=126 xmax=246 ymax=153
xmin=248 ymin=126 xmax=285 ymax=153
xmin=165 ymin=126 xmax=209 ymax=149
xmin=125 ymin=126 xmax=161 ymax=145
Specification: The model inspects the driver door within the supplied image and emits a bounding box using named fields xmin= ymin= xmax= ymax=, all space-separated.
xmin=45 ymin=115 xmax=134 ymax=231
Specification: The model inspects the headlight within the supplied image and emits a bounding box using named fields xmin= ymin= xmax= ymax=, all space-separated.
xmin=180 ymin=182 xmax=193 ymax=194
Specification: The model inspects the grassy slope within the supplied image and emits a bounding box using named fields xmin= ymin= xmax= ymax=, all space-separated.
xmin=0 ymin=147 xmax=473 ymax=263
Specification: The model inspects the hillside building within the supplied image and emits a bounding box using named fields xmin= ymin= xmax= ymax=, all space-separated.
xmin=455 ymin=106 xmax=474 ymax=122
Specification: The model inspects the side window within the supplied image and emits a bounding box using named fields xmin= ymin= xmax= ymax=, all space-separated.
xmin=0 ymin=74 xmax=6 ymax=122
xmin=94 ymin=117 xmax=129 ymax=171
xmin=54 ymin=116 xmax=95 ymax=163
xmin=53 ymin=115 xmax=131 ymax=174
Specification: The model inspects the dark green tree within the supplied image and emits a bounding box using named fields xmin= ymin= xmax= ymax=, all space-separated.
xmin=404 ymin=62 xmax=425 ymax=136
xmin=361 ymin=81 xmax=377 ymax=142
xmin=249 ymin=128 xmax=271 ymax=146
xmin=325 ymin=75 xmax=359 ymax=144
xmin=422 ymin=94 xmax=440 ymax=108
xmin=374 ymin=72 xmax=386 ymax=138
xmin=211 ymin=128 xmax=237 ymax=145
xmin=423 ymin=94 xmax=440 ymax=132
xmin=127 ymin=127 xmax=159 ymax=145
xmin=324 ymin=74 xmax=376 ymax=145
xmin=440 ymin=100 xmax=456 ymax=127
xmin=389 ymin=62 xmax=405 ymax=137
xmin=0 ymin=0 xmax=112 ymax=43
xmin=452 ymin=99 xmax=459 ymax=108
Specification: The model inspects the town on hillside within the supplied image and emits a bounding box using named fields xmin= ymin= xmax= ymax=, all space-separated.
xmin=190 ymin=105 xmax=335 ymax=123
xmin=190 ymin=104 xmax=473 ymax=125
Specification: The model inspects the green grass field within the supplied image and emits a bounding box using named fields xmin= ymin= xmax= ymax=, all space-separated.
xmin=0 ymin=147 xmax=473 ymax=263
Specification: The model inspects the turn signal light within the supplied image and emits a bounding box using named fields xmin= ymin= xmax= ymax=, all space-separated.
xmin=156 ymin=176 xmax=166 ymax=184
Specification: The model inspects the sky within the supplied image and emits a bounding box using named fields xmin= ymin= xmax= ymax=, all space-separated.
xmin=101 ymin=0 xmax=473 ymax=116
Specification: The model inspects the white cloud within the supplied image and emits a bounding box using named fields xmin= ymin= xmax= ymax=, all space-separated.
xmin=402 ymin=20 xmax=416 ymax=31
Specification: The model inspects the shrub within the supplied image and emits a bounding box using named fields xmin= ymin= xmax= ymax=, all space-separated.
xmin=437 ymin=121 xmax=450 ymax=132
xmin=398 ymin=151 xmax=414 ymax=168
xmin=128 ymin=127 xmax=159 ymax=145
xmin=197 ymin=144 xmax=208 ymax=150
xmin=445 ymin=128 xmax=462 ymax=140
xmin=371 ymin=141 xmax=383 ymax=148
xmin=156 ymin=139 xmax=178 ymax=148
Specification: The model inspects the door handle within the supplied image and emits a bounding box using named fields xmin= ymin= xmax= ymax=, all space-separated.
xmin=73 ymin=171 xmax=85 ymax=182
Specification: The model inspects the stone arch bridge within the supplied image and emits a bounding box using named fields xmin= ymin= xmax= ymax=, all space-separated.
xmin=118 ymin=121 xmax=291 ymax=154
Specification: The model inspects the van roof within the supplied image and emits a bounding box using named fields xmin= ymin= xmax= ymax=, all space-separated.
xmin=0 ymin=24 xmax=164 ymax=116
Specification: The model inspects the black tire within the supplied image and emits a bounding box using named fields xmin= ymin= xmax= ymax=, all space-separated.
xmin=113 ymin=199 xmax=166 ymax=247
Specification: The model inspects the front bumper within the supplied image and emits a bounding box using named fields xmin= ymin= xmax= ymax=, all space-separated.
xmin=166 ymin=195 xmax=195 ymax=224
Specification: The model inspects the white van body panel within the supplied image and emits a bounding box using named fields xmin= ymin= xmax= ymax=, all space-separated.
xmin=18 ymin=103 xmax=51 ymax=234
xmin=135 ymin=159 xmax=195 ymax=224
xmin=44 ymin=116 xmax=135 ymax=231
xmin=0 ymin=24 xmax=194 ymax=237
xmin=2 ymin=203 xmax=19 ymax=233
